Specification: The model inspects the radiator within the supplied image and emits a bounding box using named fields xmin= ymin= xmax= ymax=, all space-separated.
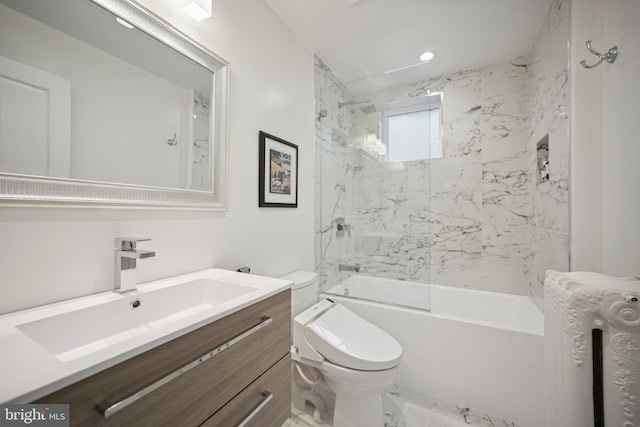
xmin=545 ymin=270 xmax=640 ymax=427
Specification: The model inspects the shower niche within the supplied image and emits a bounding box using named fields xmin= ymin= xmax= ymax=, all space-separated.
xmin=537 ymin=134 xmax=550 ymax=183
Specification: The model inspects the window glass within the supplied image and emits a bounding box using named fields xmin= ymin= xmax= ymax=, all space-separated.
xmin=381 ymin=95 xmax=442 ymax=162
xmin=388 ymin=108 xmax=441 ymax=161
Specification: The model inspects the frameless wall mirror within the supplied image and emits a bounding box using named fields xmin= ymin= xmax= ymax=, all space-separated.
xmin=0 ymin=0 xmax=229 ymax=209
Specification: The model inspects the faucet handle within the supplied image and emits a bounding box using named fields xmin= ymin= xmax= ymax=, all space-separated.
xmin=335 ymin=217 xmax=352 ymax=238
xmin=337 ymin=223 xmax=352 ymax=238
xmin=115 ymin=237 xmax=151 ymax=250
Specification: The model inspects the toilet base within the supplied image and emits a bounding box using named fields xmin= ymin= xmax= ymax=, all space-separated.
xmin=291 ymin=362 xmax=334 ymax=424
xmin=320 ymin=361 xmax=397 ymax=427
xmin=332 ymin=389 xmax=385 ymax=427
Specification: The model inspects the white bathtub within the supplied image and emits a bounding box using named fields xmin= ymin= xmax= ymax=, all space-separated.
xmin=323 ymin=275 xmax=544 ymax=427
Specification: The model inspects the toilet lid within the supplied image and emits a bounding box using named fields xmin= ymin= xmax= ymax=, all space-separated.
xmin=304 ymin=303 xmax=402 ymax=371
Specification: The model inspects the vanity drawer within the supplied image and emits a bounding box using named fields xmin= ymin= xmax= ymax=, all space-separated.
xmin=35 ymin=289 xmax=291 ymax=427
xmin=200 ymin=354 xmax=291 ymax=427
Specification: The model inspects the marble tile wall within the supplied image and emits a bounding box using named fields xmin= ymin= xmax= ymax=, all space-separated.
xmin=190 ymin=90 xmax=211 ymax=190
xmin=314 ymin=0 xmax=570 ymax=299
xmin=316 ymin=59 xmax=533 ymax=295
xmin=351 ymin=68 xmax=486 ymax=288
xmin=526 ymin=0 xmax=571 ymax=308
xmin=314 ymin=56 xmax=357 ymax=290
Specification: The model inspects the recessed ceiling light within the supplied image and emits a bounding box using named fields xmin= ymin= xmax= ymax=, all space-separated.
xmin=419 ymin=50 xmax=436 ymax=62
xmin=181 ymin=1 xmax=212 ymax=22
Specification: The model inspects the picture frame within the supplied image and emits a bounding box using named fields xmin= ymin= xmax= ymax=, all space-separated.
xmin=259 ymin=131 xmax=298 ymax=208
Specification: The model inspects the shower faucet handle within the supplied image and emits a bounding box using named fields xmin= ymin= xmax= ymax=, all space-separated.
xmin=337 ymin=223 xmax=351 ymax=237
xmin=335 ymin=217 xmax=351 ymax=238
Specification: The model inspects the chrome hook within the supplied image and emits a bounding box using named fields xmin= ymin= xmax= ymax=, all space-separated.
xmin=167 ymin=133 xmax=178 ymax=146
xmin=580 ymin=40 xmax=618 ymax=69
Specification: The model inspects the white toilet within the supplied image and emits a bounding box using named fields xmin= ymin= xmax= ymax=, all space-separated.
xmin=282 ymin=271 xmax=402 ymax=427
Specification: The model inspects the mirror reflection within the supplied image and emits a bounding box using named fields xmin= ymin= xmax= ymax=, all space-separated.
xmin=0 ymin=0 xmax=215 ymax=191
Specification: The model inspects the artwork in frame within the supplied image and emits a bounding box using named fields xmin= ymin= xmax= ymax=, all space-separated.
xmin=259 ymin=131 xmax=298 ymax=207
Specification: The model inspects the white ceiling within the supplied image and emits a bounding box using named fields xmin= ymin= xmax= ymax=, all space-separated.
xmin=264 ymin=0 xmax=552 ymax=85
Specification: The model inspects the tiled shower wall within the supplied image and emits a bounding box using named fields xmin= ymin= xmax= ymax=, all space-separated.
xmin=315 ymin=0 xmax=569 ymax=300
xmin=314 ymin=57 xmax=358 ymax=290
xmin=527 ymin=0 xmax=571 ymax=307
xmin=355 ymin=60 xmax=531 ymax=295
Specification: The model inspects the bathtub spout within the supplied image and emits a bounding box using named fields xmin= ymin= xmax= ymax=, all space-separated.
xmin=338 ymin=264 xmax=360 ymax=273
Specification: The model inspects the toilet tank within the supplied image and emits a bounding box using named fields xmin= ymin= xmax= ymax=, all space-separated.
xmin=280 ymin=271 xmax=318 ymax=318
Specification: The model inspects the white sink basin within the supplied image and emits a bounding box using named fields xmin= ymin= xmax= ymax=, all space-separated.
xmin=17 ymin=278 xmax=257 ymax=362
xmin=0 ymin=268 xmax=293 ymax=404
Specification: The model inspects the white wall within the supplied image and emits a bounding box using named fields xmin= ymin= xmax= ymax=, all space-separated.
xmin=570 ymin=0 xmax=602 ymax=273
xmin=599 ymin=0 xmax=640 ymax=276
xmin=0 ymin=0 xmax=315 ymax=315
xmin=571 ymin=0 xmax=640 ymax=276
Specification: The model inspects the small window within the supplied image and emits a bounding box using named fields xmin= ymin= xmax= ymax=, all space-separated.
xmin=381 ymin=94 xmax=442 ymax=162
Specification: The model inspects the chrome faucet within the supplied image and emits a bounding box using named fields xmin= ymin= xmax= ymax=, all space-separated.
xmin=114 ymin=237 xmax=155 ymax=293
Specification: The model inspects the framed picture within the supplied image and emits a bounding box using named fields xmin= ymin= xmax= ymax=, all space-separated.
xmin=259 ymin=131 xmax=298 ymax=208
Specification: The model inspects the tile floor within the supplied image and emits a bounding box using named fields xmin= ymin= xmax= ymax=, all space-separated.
xmin=282 ymin=404 xmax=469 ymax=427
xmin=282 ymin=385 xmax=520 ymax=427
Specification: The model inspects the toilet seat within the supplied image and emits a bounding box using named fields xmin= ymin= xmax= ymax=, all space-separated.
xmin=291 ymin=298 xmax=403 ymax=427
xmin=303 ymin=303 xmax=402 ymax=371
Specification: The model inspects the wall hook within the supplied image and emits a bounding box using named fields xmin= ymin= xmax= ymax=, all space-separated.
xmin=167 ymin=133 xmax=178 ymax=146
xmin=580 ymin=40 xmax=618 ymax=69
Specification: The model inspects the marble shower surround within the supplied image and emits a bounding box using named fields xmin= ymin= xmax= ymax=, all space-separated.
xmin=350 ymin=60 xmax=531 ymax=294
xmin=314 ymin=0 xmax=569 ymax=299
xmin=526 ymin=0 xmax=571 ymax=307
xmin=314 ymin=56 xmax=358 ymax=291
xmin=316 ymin=56 xmax=534 ymax=295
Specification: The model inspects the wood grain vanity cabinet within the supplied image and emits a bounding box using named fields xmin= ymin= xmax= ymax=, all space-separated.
xmin=35 ymin=289 xmax=292 ymax=427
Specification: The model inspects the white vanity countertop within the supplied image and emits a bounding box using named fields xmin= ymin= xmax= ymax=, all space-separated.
xmin=0 ymin=268 xmax=293 ymax=403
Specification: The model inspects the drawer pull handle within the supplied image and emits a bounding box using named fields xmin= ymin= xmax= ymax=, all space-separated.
xmin=237 ymin=391 xmax=273 ymax=427
xmin=97 ymin=316 xmax=273 ymax=418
